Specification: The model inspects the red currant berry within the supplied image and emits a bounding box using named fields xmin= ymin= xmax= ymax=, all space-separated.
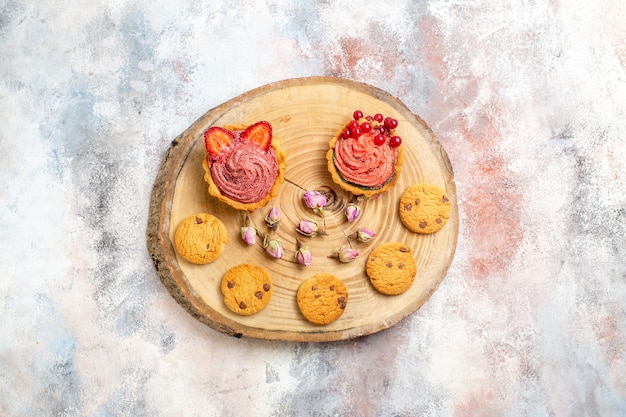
xmin=365 ymin=115 xmax=373 ymax=122
xmin=389 ymin=136 xmax=402 ymax=147
xmin=373 ymin=134 xmax=385 ymax=146
xmin=350 ymin=126 xmax=362 ymax=138
xmin=341 ymin=128 xmax=351 ymax=139
xmin=347 ymin=120 xmax=359 ymax=130
xmin=353 ymin=110 xmax=364 ymax=120
xmin=360 ymin=122 xmax=372 ymax=133
xmin=384 ymin=117 xmax=398 ymax=130
xmin=373 ymin=113 xmax=384 ymax=123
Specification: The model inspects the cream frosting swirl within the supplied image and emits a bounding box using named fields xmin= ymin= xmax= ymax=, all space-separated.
xmin=209 ymin=138 xmax=278 ymax=204
xmin=332 ymin=132 xmax=397 ymax=189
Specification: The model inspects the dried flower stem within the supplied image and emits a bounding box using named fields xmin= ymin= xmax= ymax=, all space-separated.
xmin=285 ymin=178 xmax=308 ymax=191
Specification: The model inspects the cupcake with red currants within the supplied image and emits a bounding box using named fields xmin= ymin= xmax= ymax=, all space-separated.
xmin=326 ymin=110 xmax=404 ymax=198
xmin=202 ymin=121 xmax=286 ymax=212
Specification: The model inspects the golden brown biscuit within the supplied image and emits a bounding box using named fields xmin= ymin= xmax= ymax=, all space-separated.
xmin=399 ymin=183 xmax=451 ymax=234
xmin=297 ymin=274 xmax=348 ymax=325
xmin=366 ymin=242 xmax=417 ymax=295
xmin=174 ymin=213 xmax=227 ymax=264
xmin=220 ymin=264 xmax=273 ymax=315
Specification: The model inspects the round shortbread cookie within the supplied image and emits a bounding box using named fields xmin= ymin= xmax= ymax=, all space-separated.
xmin=297 ymin=274 xmax=348 ymax=325
xmin=366 ymin=242 xmax=417 ymax=295
xmin=221 ymin=264 xmax=273 ymax=315
xmin=399 ymin=183 xmax=451 ymax=234
xmin=174 ymin=213 xmax=227 ymax=264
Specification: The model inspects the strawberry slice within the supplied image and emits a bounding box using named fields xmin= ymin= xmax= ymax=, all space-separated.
xmin=241 ymin=121 xmax=272 ymax=150
xmin=204 ymin=126 xmax=234 ymax=157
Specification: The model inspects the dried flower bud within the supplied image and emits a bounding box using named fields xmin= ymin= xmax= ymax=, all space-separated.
xmin=263 ymin=235 xmax=284 ymax=259
xmin=352 ymin=227 xmax=376 ymax=242
xmin=240 ymin=226 xmax=257 ymax=246
xmin=303 ymin=190 xmax=328 ymax=216
xmin=264 ymin=206 xmax=281 ymax=231
xmin=295 ymin=239 xmax=312 ymax=267
xmin=345 ymin=202 xmax=361 ymax=222
xmin=297 ymin=219 xmax=319 ymax=237
xmin=329 ymin=246 xmax=359 ymax=263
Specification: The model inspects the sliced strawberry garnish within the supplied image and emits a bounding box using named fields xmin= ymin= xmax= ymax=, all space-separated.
xmin=241 ymin=121 xmax=272 ymax=150
xmin=204 ymin=126 xmax=234 ymax=157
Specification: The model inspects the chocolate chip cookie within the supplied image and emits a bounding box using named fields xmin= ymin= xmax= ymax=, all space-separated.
xmin=399 ymin=183 xmax=451 ymax=234
xmin=221 ymin=263 xmax=273 ymax=315
xmin=366 ymin=242 xmax=417 ymax=295
xmin=174 ymin=213 xmax=227 ymax=264
xmin=297 ymin=273 xmax=348 ymax=325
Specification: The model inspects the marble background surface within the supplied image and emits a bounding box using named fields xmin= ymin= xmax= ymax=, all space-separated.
xmin=2 ymin=1 xmax=625 ymax=415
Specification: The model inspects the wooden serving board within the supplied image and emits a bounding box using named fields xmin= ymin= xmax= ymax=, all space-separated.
xmin=147 ymin=77 xmax=458 ymax=342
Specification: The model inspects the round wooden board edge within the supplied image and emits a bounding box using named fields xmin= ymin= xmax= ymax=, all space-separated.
xmin=146 ymin=76 xmax=459 ymax=342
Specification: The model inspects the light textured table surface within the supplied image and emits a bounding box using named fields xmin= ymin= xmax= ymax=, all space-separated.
xmin=2 ymin=1 xmax=625 ymax=416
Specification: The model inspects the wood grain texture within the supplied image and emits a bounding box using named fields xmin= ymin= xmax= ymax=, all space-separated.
xmin=147 ymin=76 xmax=458 ymax=342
